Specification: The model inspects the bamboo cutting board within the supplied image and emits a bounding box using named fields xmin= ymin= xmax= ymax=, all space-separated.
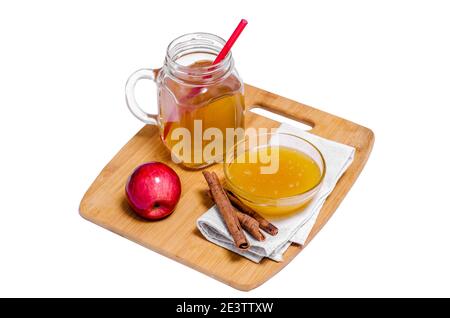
xmin=79 ymin=84 xmax=374 ymax=291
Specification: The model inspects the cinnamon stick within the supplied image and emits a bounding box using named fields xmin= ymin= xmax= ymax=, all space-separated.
xmin=202 ymin=171 xmax=249 ymax=249
xmin=236 ymin=211 xmax=265 ymax=241
xmin=207 ymin=190 xmax=265 ymax=241
xmin=224 ymin=189 xmax=279 ymax=236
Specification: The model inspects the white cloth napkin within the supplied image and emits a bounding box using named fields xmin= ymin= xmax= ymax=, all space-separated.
xmin=197 ymin=123 xmax=355 ymax=263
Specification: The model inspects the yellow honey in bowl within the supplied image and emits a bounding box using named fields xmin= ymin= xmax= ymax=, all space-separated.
xmin=226 ymin=146 xmax=322 ymax=216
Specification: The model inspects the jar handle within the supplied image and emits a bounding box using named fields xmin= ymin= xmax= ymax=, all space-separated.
xmin=125 ymin=68 xmax=159 ymax=125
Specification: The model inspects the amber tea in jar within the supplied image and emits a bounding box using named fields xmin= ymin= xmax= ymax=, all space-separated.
xmin=125 ymin=33 xmax=245 ymax=169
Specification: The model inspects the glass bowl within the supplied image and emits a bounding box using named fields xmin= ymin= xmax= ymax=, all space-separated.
xmin=223 ymin=132 xmax=326 ymax=217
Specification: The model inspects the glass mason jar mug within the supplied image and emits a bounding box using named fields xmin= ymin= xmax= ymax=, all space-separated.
xmin=125 ymin=33 xmax=245 ymax=169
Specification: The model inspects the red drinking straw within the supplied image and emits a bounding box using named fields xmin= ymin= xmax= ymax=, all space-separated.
xmin=213 ymin=19 xmax=248 ymax=64
xmin=163 ymin=19 xmax=248 ymax=140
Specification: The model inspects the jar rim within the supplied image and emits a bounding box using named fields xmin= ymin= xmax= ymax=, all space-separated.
xmin=165 ymin=32 xmax=233 ymax=82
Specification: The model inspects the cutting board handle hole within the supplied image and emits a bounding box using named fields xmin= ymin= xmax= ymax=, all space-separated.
xmin=249 ymin=106 xmax=313 ymax=131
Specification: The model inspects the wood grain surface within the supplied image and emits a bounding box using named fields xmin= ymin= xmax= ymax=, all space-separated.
xmin=79 ymin=84 xmax=374 ymax=291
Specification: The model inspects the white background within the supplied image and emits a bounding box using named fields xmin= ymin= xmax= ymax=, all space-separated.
xmin=1 ymin=0 xmax=449 ymax=297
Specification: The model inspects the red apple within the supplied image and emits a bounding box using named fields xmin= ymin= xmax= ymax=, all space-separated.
xmin=125 ymin=162 xmax=181 ymax=220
